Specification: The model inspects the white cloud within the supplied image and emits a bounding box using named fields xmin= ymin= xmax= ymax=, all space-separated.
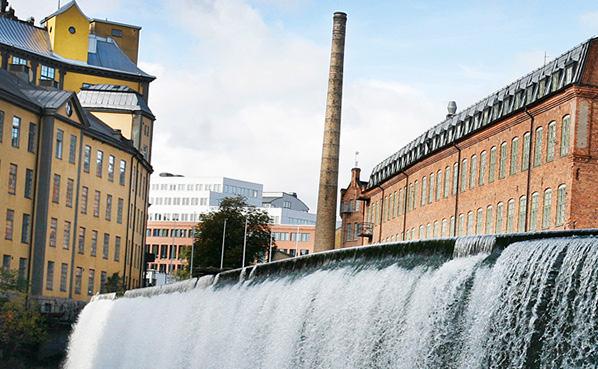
xmin=580 ymin=11 xmax=598 ymax=30
xmin=12 ymin=0 xmax=123 ymax=24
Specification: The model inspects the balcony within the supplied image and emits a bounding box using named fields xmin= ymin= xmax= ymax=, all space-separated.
xmin=358 ymin=222 xmax=373 ymax=238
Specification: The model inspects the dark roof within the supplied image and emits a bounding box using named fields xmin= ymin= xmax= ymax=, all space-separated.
xmin=367 ymin=37 xmax=596 ymax=189
xmin=22 ymin=89 xmax=71 ymax=109
xmin=77 ymin=84 xmax=154 ymax=117
xmin=0 ymin=15 xmax=153 ymax=79
xmin=89 ymin=18 xmax=141 ymax=30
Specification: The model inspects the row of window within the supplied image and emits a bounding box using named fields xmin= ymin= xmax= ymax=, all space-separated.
xmin=147 ymin=228 xmax=194 ymax=238
xmin=1 ymin=255 xmax=28 ymax=285
xmin=82 ymin=144 xmax=127 ymax=185
xmin=150 ymin=197 xmax=209 ymax=206
xmin=272 ymin=232 xmax=310 ymax=242
xmin=149 ymin=183 xmax=260 ymax=199
xmin=4 ymin=209 xmax=31 ymax=244
xmin=9 ymin=56 xmax=55 ymax=80
xmin=367 ymin=116 xmax=571 ymax=225
xmin=0 ymin=112 xmax=37 ymax=152
xmin=378 ymin=185 xmax=567 ymax=243
xmin=48 ymin=219 xmax=121 ymax=261
xmin=6 ymin=164 xmax=34 ymax=198
xmin=147 ymin=244 xmax=190 ymax=260
xmin=45 ymin=261 xmax=108 ymax=296
xmin=279 ymin=248 xmax=310 ymax=257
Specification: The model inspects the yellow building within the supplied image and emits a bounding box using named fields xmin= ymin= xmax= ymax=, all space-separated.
xmin=0 ymin=1 xmax=155 ymax=308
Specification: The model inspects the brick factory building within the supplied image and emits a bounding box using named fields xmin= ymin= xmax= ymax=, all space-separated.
xmin=340 ymin=37 xmax=598 ymax=248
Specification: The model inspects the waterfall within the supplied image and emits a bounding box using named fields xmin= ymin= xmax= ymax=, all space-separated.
xmin=65 ymin=236 xmax=598 ymax=369
xmin=453 ymin=235 xmax=496 ymax=257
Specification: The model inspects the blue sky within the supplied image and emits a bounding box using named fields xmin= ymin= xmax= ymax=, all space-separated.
xmin=18 ymin=0 xmax=598 ymax=210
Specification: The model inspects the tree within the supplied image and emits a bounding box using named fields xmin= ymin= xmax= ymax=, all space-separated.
xmin=191 ymin=196 xmax=274 ymax=271
xmin=104 ymin=272 xmax=126 ymax=294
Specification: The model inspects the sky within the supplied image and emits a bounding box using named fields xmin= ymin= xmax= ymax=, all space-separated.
xmin=14 ymin=0 xmax=598 ymax=211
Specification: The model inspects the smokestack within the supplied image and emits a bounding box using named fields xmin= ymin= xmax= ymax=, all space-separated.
xmin=314 ymin=12 xmax=347 ymax=252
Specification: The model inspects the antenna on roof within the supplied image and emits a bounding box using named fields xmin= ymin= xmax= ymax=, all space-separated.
xmin=544 ymin=51 xmax=548 ymax=66
xmin=58 ymin=0 xmax=61 ymax=9
xmin=354 ymin=151 xmax=360 ymax=168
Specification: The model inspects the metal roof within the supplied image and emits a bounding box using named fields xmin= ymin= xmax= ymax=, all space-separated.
xmin=40 ymin=1 xmax=83 ymax=25
xmin=77 ymin=84 xmax=154 ymax=117
xmin=23 ymin=89 xmax=71 ymax=109
xmin=367 ymin=37 xmax=596 ymax=189
xmin=0 ymin=16 xmax=153 ymax=79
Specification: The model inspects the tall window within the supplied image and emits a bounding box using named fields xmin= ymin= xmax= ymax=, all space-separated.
xmin=506 ymin=199 xmax=515 ymax=233
xmin=499 ymin=142 xmax=508 ymax=179
xmin=91 ymin=231 xmax=98 ymax=257
xmin=52 ymin=174 xmax=60 ymax=203
xmin=556 ymin=184 xmax=567 ymax=226
xmin=560 ymin=115 xmax=570 ymax=156
xmin=534 ymin=127 xmax=543 ymax=167
xmin=8 ymin=163 xmax=17 ymax=195
xmin=83 ymin=145 xmax=91 ymax=173
xmin=105 ymin=194 xmax=112 ymax=221
xmin=485 ymin=206 xmax=493 ymax=234
xmin=108 ymin=155 xmax=115 ymax=182
xmin=5 ymin=209 xmax=14 ymax=240
xmin=428 ymin=173 xmax=435 ymax=203
xmin=433 ymin=221 xmax=439 ymax=238
xmin=11 ymin=116 xmax=20 ymax=147
xmin=436 ymin=170 xmax=442 ymax=201
xmin=117 ymin=198 xmax=124 ymax=224
xmin=66 ymin=178 xmax=74 ymax=208
xmin=470 ymin=155 xmax=477 ymax=189
xmin=119 ymin=160 xmax=126 ymax=185
xmin=518 ymin=196 xmax=527 ymax=232
xmin=24 ymin=168 xmax=33 ymax=198
xmin=55 ymin=129 xmax=63 ymax=159
xmin=88 ymin=269 xmax=95 ymax=296
xmin=93 ymin=191 xmax=101 ymax=217
xmin=530 ymin=192 xmax=539 ymax=232
xmin=476 ymin=208 xmax=483 ymax=235
xmin=522 ymin=132 xmax=531 ymax=171
xmin=21 ymin=213 xmax=31 ymax=244
xmin=542 ymin=188 xmax=552 ymax=229
xmin=547 ymin=121 xmax=556 ymax=162
xmin=449 ymin=216 xmax=455 ymax=237
xmin=0 ymin=110 xmax=3 ymax=142
xmin=28 ymin=122 xmax=37 ymax=153
xmin=60 ymin=263 xmax=68 ymax=292
xmin=479 ymin=151 xmax=487 ymax=186
xmin=114 ymin=236 xmax=121 ymax=262
xmin=78 ymin=227 xmax=85 ymax=254
xmin=49 ymin=218 xmax=57 ymax=247
xmin=444 ymin=166 xmax=451 ymax=198
xmin=458 ymin=214 xmax=465 ymax=236
xmin=40 ymin=65 xmax=55 ymax=80
xmin=96 ymin=150 xmax=104 ymax=177
xmin=460 ymin=158 xmax=468 ymax=192
xmin=102 ymin=233 xmax=110 ymax=259
xmin=441 ymin=219 xmax=448 ymax=237
xmin=496 ymin=202 xmax=504 ymax=233
xmin=467 ymin=211 xmax=474 ymax=235
xmin=489 ymin=146 xmax=497 ymax=183
xmin=421 ymin=176 xmax=427 ymax=206
xmin=418 ymin=225 xmax=424 ymax=240
xmin=68 ymin=135 xmax=77 ymax=164
xmin=81 ymin=186 xmax=88 ymax=214
xmin=63 ymin=221 xmax=71 ymax=249
xmin=46 ymin=261 xmax=54 ymax=290
xmin=452 ymin=162 xmax=459 ymax=195
xmin=75 ymin=267 xmax=82 ymax=294
xmin=510 ymin=137 xmax=519 ymax=174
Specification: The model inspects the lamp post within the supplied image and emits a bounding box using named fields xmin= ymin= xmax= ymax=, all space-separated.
xmin=241 ymin=217 xmax=248 ymax=268
xmin=295 ymin=224 xmax=300 ymax=257
xmin=268 ymin=232 xmax=274 ymax=263
xmin=220 ymin=219 xmax=227 ymax=270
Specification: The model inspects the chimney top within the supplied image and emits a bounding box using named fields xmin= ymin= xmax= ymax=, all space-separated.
xmin=333 ymin=12 xmax=347 ymax=19
xmin=447 ymin=101 xmax=457 ymax=118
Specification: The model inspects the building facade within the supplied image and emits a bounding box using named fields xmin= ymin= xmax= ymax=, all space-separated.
xmin=0 ymin=1 xmax=154 ymax=307
xmin=340 ymin=37 xmax=598 ymax=248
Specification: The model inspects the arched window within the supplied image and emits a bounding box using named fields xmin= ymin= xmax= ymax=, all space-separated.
xmin=499 ymin=142 xmax=508 ymax=179
xmin=560 ymin=115 xmax=570 ymax=156
xmin=522 ymin=132 xmax=531 ymax=171
xmin=461 ymin=158 xmax=468 ymax=192
xmin=556 ymin=184 xmax=567 ymax=226
xmin=476 ymin=208 xmax=484 ymax=234
xmin=479 ymin=151 xmax=487 ymax=186
xmin=436 ymin=170 xmax=442 ymax=201
xmin=444 ymin=165 xmax=451 ymax=198
xmin=547 ymin=121 xmax=556 ymax=162
xmin=510 ymin=137 xmax=519 ymax=174
xmin=506 ymin=199 xmax=515 ymax=233
xmin=489 ymin=146 xmax=497 ymax=183
xmin=530 ymin=192 xmax=539 ymax=232
xmin=534 ymin=126 xmax=543 ymax=167
xmin=542 ymin=188 xmax=553 ymax=229
xmin=496 ymin=202 xmax=504 ymax=233
xmin=449 ymin=216 xmax=455 ymax=237
xmin=470 ymin=154 xmax=478 ymax=189
xmin=429 ymin=173 xmax=435 ymax=204
xmin=467 ymin=211 xmax=474 ymax=235
xmin=441 ymin=219 xmax=448 ymax=237
xmin=419 ymin=225 xmax=425 ymax=240
xmin=485 ymin=205 xmax=493 ymax=234
xmin=421 ymin=177 xmax=427 ymax=207
xmin=458 ymin=214 xmax=465 ymax=236
xmin=426 ymin=223 xmax=432 ymax=239
xmin=433 ymin=221 xmax=439 ymax=238
xmin=518 ymin=195 xmax=527 ymax=232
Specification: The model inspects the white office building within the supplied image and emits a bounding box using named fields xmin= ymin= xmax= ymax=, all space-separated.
xmin=148 ymin=173 xmax=316 ymax=225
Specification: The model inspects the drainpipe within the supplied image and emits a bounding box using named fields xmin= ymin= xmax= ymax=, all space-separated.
xmin=524 ymin=107 xmax=535 ymax=232
xmin=453 ymin=144 xmax=462 ymax=236
xmin=377 ymin=185 xmax=385 ymax=243
xmin=401 ymin=172 xmax=409 ymax=240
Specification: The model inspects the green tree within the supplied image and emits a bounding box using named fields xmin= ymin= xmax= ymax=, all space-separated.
xmin=104 ymin=272 xmax=126 ymax=294
xmin=191 ymin=196 xmax=274 ymax=271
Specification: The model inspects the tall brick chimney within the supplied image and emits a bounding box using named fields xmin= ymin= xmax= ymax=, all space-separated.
xmin=314 ymin=12 xmax=347 ymax=252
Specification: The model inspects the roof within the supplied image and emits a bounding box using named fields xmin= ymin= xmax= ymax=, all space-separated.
xmin=77 ymin=84 xmax=154 ymax=117
xmin=40 ymin=0 xmax=85 ymax=25
xmin=89 ymin=18 xmax=141 ymax=30
xmin=0 ymin=15 xmax=153 ymax=79
xmin=22 ymin=88 xmax=71 ymax=109
xmin=367 ymin=37 xmax=596 ymax=189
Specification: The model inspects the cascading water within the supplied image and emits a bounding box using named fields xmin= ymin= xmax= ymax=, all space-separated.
xmin=65 ymin=236 xmax=598 ymax=369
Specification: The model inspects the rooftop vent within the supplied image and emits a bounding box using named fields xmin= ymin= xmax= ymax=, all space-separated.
xmin=447 ymin=101 xmax=457 ymax=118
